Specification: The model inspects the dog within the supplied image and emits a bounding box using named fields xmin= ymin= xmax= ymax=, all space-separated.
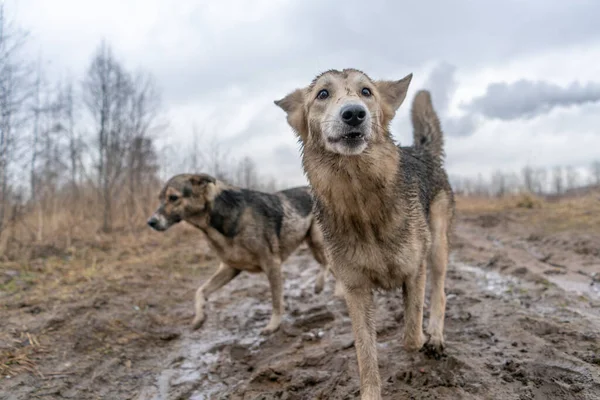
xmin=147 ymin=173 xmax=333 ymax=334
xmin=275 ymin=69 xmax=454 ymax=399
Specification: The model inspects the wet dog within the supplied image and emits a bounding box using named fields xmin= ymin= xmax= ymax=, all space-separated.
xmin=275 ymin=69 xmax=454 ymax=399
xmin=147 ymin=173 xmax=331 ymax=334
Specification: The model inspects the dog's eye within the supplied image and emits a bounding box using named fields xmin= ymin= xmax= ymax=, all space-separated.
xmin=168 ymin=194 xmax=179 ymax=202
xmin=316 ymin=89 xmax=329 ymax=100
xmin=361 ymin=88 xmax=372 ymax=97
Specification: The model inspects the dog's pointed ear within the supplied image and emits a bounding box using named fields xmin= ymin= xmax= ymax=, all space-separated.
xmin=189 ymin=174 xmax=215 ymax=186
xmin=376 ymin=73 xmax=413 ymax=119
xmin=183 ymin=174 xmax=215 ymax=196
xmin=274 ymin=88 xmax=307 ymax=137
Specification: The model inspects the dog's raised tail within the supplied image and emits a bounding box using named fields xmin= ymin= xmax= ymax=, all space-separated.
xmin=411 ymin=90 xmax=444 ymax=159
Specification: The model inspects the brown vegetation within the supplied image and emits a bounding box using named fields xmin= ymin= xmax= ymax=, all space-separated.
xmin=456 ymin=189 xmax=600 ymax=235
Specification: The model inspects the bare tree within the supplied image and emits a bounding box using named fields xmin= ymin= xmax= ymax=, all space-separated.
xmin=460 ymin=177 xmax=475 ymax=196
xmin=124 ymin=71 xmax=163 ymax=220
xmin=0 ymin=5 xmax=33 ymax=239
xmin=235 ymin=156 xmax=259 ymax=189
xmin=449 ymin=175 xmax=463 ymax=195
xmin=29 ymin=57 xmax=43 ymax=203
xmin=83 ymin=41 xmax=134 ymax=232
xmin=46 ymin=77 xmax=84 ymax=197
xmin=263 ymin=177 xmax=279 ymax=193
xmin=505 ymin=172 xmax=521 ymax=195
xmin=126 ymin=135 xmax=159 ymax=218
xmin=474 ymin=173 xmax=489 ymax=196
xmin=185 ymin=125 xmax=204 ymax=172
xmin=83 ymin=41 xmax=164 ymax=231
xmin=31 ymin=76 xmax=67 ymax=241
xmin=552 ymin=166 xmax=564 ymax=195
xmin=591 ymin=161 xmax=600 ymax=187
xmin=565 ymin=166 xmax=579 ymax=191
xmin=522 ymin=165 xmax=535 ymax=193
xmin=491 ymin=170 xmax=507 ymax=197
xmin=204 ymin=137 xmax=233 ymax=183
xmin=534 ymin=167 xmax=547 ymax=195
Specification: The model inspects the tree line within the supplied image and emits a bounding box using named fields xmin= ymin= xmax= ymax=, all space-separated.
xmin=0 ymin=5 xmax=277 ymax=256
xmin=451 ymin=163 xmax=600 ymax=198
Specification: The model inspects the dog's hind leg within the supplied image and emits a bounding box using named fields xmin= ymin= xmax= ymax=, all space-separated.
xmin=424 ymin=192 xmax=451 ymax=356
xmin=261 ymin=257 xmax=284 ymax=335
xmin=305 ymin=221 xmax=330 ymax=294
xmin=344 ymin=285 xmax=381 ymax=400
xmin=402 ymin=260 xmax=427 ymax=351
xmin=192 ymin=262 xmax=240 ymax=330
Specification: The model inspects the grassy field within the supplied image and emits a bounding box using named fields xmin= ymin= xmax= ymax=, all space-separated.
xmin=456 ymin=191 xmax=600 ymax=235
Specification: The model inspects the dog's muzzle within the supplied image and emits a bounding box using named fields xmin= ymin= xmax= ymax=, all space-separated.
xmin=147 ymin=213 xmax=172 ymax=231
xmin=147 ymin=216 xmax=160 ymax=229
xmin=324 ymin=103 xmax=371 ymax=154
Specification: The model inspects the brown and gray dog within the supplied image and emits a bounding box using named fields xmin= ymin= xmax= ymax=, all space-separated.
xmin=275 ymin=69 xmax=455 ymax=399
xmin=147 ymin=173 xmax=332 ymax=335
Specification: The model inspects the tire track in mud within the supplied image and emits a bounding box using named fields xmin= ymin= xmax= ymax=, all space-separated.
xmin=138 ymin=246 xmax=600 ymax=400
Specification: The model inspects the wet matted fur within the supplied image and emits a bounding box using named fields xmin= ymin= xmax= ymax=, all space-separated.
xmin=147 ymin=173 xmax=331 ymax=335
xmin=275 ymin=69 xmax=455 ymax=399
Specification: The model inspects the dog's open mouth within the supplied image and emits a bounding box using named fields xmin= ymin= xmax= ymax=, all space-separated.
xmin=329 ymin=131 xmax=365 ymax=144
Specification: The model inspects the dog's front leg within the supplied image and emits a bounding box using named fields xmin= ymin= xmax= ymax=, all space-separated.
xmin=334 ymin=279 xmax=346 ymax=298
xmin=344 ymin=286 xmax=381 ymax=400
xmin=314 ymin=264 xmax=328 ymax=294
xmin=192 ymin=263 xmax=240 ymax=330
xmin=261 ymin=257 xmax=283 ymax=335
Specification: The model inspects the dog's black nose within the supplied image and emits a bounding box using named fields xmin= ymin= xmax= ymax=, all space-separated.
xmin=147 ymin=217 xmax=158 ymax=228
xmin=340 ymin=104 xmax=367 ymax=127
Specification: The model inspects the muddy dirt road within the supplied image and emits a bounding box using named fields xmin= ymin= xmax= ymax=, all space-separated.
xmin=2 ymin=210 xmax=600 ymax=399
xmin=137 ymin=231 xmax=600 ymax=400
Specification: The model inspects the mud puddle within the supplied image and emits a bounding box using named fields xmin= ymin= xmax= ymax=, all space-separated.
xmin=139 ymin=249 xmax=344 ymax=400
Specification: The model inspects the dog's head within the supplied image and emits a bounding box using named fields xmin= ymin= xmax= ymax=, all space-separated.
xmin=275 ymin=69 xmax=412 ymax=156
xmin=147 ymin=173 xmax=217 ymax=231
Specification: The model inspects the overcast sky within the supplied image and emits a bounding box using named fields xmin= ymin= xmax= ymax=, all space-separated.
xmin=9 ymin=0 xmax=600 ymax=186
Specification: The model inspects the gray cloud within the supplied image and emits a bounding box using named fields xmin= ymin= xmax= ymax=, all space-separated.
xmin=463 ymin=79 xmax=600 ymax=121
xmin=443 ymin=116 xmax=479 ymax=138
xmin=419 ymin=63 xmax=478 ymax=137
xmin=133 ymin=0 xmax=600 ymax=106
xmin=422 ymin=63 xmax=458 ymax=115
xmin=221 ymin=104 xmax=286 ymax=149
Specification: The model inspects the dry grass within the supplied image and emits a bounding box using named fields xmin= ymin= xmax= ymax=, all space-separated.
xmin=0 ymin=185 xmax=159 ymax=262
xmin=1 ymin=222 xmax=211 ymax=304
xmin=0 ymin=215 xmax=217 ymax=380
xmin=0 ymin=332 xmax=45 ymax=378
xmin=456 ymin=191 xmax=600 ymax=234
xmin=0 ymin=184 xmax=220 ymax=385
xmin=456 ymin=193 xmax=544 ymax=213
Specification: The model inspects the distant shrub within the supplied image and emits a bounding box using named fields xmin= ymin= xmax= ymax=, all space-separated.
xmin=515 ymin=193 xmax=542 ymax=209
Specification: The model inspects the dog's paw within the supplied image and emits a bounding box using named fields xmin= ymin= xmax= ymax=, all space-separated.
xmin=420 ymin=335 xmax=446 ymax=360
xmin=403 ymin=333 xmax=426 ymax=352
xmin=191 ymin=315 xmax=206 ymax=330
xmin=260 ymin=316 xmax=281 ymax=335
xmin=260 ymin=324 xmax=280 ymax=335
xmin=314 ymin=279 xmax=324 ymax=294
